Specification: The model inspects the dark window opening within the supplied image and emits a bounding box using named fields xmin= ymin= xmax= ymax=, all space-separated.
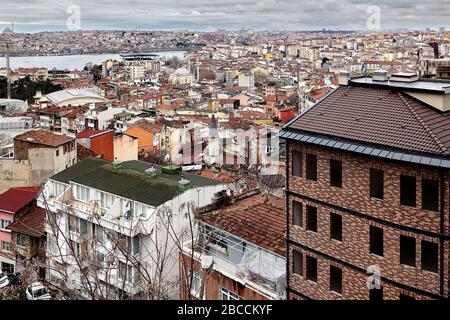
xmin=400 ymin=175 xmax=416 ymax=207
xmin=422 ymin=179 xmax=439 ymax=212
xmin=293 ymin=201 xmax=303 ymax=227
xmin=399 ymin=293 xmax=415 ymax=301
xmin=370 ymin=168 xmax=384 ymax=199
xmin=306 ymin=154 xmax=317 ymax=181
xmin=400 ymin=235 xmax=416 ymax=267
xmin=306 ymin=206 xmax=317 ymax=232
xmin=330 ymin=213 xmax=342 ymax=242
xmin=330 ymin=159 xmax=342 ymax=188
xmin=292 ymin=151 xmax=302 ymax=177
xmin=369 ymin=287 xmax=383 ymax=301
xmin=421 ymin=240 xmax=438 ymax=273
xmin=369 ymin=226 xmax=384 ymax=256
xmin=330 ymin=266 xmax=342 ymax=294
xmin=306 ymin=256 xmax=317 ymax=282
xmin=293 ymin=251 xmax=303 ymax=276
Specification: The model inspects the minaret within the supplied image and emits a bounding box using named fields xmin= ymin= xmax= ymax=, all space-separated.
xmin=6 ymin=40 xmax=11 ymax=99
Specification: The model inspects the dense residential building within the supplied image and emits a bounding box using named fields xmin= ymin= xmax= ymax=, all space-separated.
xmin=180 ymin=192 xmax=286 ymax=300
xmin=38 ymin=157 xmax=227 ymax=299
xmin=0 ymin=186 xmax=41 ymax=274
xmin=0 ymin=130 xmax=77 ymax=193
xmin=281 ymin=72 xmax=450 ymax=300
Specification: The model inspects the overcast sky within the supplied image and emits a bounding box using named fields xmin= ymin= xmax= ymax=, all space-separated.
xmin=0 ymin=0 xmax=449 ymax=32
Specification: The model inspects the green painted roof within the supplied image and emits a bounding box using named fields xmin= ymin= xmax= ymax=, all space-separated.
xmin=50 ymin=158 xmax=222 ymax=207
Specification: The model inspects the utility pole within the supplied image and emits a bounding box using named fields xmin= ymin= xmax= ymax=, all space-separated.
xmin=6 ymin=39 xmax=11 ymax=99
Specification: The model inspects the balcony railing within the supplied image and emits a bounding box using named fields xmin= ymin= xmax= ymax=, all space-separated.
xmin=182 ymin=226 xmax=286 ymax=300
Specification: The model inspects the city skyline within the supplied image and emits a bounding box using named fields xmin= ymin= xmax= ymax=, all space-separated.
xmin=0 ymin=0 xmax=449 ymax=33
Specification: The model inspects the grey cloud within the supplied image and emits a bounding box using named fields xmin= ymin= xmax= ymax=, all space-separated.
xmin=0 ymin=0 xmax=449 ymax=31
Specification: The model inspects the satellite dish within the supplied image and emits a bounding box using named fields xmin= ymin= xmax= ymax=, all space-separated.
xmin=164 ymin=154 xmax=170 ymax=162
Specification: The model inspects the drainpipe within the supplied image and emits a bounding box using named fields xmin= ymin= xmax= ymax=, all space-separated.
xmin=439 ymin=169 xmax=445 ymax=297
xmin=285 ymin=140 xmax=290 ymax=300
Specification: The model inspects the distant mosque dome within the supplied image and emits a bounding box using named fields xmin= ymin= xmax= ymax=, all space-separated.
xmin=2 ymin=27 xmax=13 ymax=34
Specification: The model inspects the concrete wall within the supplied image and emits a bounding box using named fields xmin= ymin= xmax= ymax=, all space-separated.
xmin=113 ymin=134 xmax=138 ymax=162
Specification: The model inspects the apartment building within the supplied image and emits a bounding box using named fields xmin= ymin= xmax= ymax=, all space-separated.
xmin=0 ymin=130 xmax=77 ymax=193
xmin=38 ymin=158 xmax=227 ymax=299
xmin=0 ymin=186 xmax=41 ymax=274
xmin=281 ymin=72 xmax=450 ymax=300
xmin=180 ymin=192 xmax=286 ymax=300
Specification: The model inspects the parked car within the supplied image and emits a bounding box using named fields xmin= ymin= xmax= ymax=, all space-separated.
xmin=0 ymin=273 xmax=9 ymax=289
xmin=0 ymin=272 xmax=21 ymax=289
xmin=26 ymin=282 xmax=51 ymax=300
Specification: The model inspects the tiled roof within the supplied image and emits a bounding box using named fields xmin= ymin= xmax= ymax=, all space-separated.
xmin=286 ymin=86 xmax=450 ymax=156
xmin=0 ymin=187 xmax=41 ymax=213
xmin=14 ymin=130 xmax=74 ymax=147
xmin=75 ymin=130 xmax=108 ymax=139
xmin=7 ymin=206 xmax=46 ymax=237
xmin=197 ymin=193 xmax=285 ymax=256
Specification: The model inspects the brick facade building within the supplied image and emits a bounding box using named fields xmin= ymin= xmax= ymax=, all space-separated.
xmin=281 ymin=75 xmax=450 ymax=300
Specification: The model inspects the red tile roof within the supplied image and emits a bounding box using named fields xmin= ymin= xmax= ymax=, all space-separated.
xmin=0 ymin=187 xmax=41 ymax=214
xmin=7 ymin=206 xmax=46 ymax=237
xmin=198 ymin=193 xmax=285 ymax=255
xmin=287 ymin=86 xmax=450 ymax=156
xmin=14 ymin=130 xmax=74 ymax=147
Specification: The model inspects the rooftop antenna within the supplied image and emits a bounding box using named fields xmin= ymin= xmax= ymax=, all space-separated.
xmin=6 ymin=40 xmax=11 ymax=99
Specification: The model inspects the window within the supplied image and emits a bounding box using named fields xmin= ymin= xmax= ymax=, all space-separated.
xmin=400 ymin=235 xmax=416 ymax=267
xmin=399 ymin=293 xmax=415 ymax=301
xmin=100 ymin=192 xmax=116 ymax=209
xmin=330 ymin=159 xmax=342 ymax=188
xmin=330 ymin=266 xmax=342 ymax=294
xmin=369 ymin=287 xmax=383 ymax=301
xmin=330 ymin=213 xmax=342 ymax=241
xmin=306 ymin=256 xmax=317 ymax=282
xmin=293 ymin=251 xmax=303 ymax=276
xmin=69 ymin=215 xmax=80 ymax=233
xmin=369 ymin=226 xmax=384 ymax=256
xmin=306 ymin=154 xmax=317 ymax=181
xmin=293 ymin=201 xmax=303 ymax=227
xmin=1 ymin=241 xmax=12 ymax=252
xmin=189 ymin=270 xmax=203 ymax=299
xmin=292 ymin=150 xmax=303 ymax=177
xmin=70 ymin=240 xmax=80 ymax=257
xmin=135 ymin=202 xmax=149 ymax=219
xmin=421 ymin=240 xmax=438 ymax=273
xmin=133 ymin=236 xmax=140 ymax=255
xmin=306 ymin=206 xmax=317 ymax=232
xmin=1 ymin=219 xmax=10 ymax=230
xmin=76 ymin=185 xmax=90 ymax=202
xmin=1 ymin=262 xmax=14 ymax=274
xmin=220 ymin=287 xmax=241 ymax=300
xmin=93 ymin=224 xmax=104 ymax=243
xmin=56 ymin=149 xmax=59 ymax=157
xmin=16 ymin=234 xmax=27 ymax=247
xmin=119 ymin=261 xmax=133 ymax=283
xmin=370 ymin=168 xmax=384 ymax=199
xmin=400 ymin=175 xmax=416 ymax=207
xmin=422 ymin=179 xmax=439 ymax=212
xmin=80 ymin=219 xmax=88 ymax=235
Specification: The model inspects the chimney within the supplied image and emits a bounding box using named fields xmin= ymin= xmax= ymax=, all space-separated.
xmin=144 ymin=166 xmax=158 ymax=179
xmin=178 ymin=176 xmax=191 ymax=192
xmin=338 ymin=70 xmax=351 ymax=86
xmin=372 ymin=69 xmax=389 ymax=82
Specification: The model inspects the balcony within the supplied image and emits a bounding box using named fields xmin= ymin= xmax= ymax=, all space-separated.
xmin=182 ymin=225 xmax=286 ymax=300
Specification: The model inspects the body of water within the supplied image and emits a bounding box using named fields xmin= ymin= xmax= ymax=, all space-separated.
xmin=0 ymin=51 xmax=186 ymax=71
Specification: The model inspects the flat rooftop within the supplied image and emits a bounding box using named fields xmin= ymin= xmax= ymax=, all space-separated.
xmin=350 ymin=77 xmax=450 ymax=93
xmin=50 ymin=158 xmax=223 ymax=207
